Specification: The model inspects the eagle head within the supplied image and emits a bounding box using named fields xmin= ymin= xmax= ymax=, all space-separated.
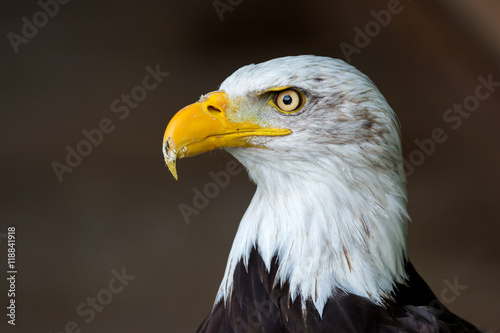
xmin=163 ymin=55 xmax=408 ymax=314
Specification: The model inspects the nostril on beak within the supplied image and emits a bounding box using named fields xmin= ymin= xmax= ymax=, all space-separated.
xmin=206 ymin=105 xmax=222 ymax=114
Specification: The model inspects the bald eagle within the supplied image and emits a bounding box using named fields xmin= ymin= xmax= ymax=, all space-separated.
xmin=163 ymin=56 xmax=481 ymax=332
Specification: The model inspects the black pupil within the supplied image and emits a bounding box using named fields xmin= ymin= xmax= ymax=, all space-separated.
xmin=282 ymin=94 xmax=293 ymax=105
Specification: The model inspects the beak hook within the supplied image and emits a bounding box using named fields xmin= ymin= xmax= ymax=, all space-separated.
xmin=163 ymin=137 xmax=178 ymax=180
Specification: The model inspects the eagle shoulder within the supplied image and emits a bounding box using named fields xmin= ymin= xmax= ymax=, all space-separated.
xmin=197 ymin=248 xmax=481 ymax=333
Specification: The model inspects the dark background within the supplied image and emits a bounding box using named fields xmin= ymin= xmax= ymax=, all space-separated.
xmin=1 ymin=0 xmax=499 ymax=332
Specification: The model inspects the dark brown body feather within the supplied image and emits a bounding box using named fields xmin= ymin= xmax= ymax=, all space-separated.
xmin=197 ymin=247 xmax=480 ymax=333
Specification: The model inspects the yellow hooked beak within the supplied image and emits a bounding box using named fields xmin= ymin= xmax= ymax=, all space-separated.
xmin=163 ymin=91 xmax=291 ymax=179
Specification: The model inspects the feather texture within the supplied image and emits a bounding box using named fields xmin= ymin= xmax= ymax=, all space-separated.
xmin=198 ymin=248 xmax=480 ymax=333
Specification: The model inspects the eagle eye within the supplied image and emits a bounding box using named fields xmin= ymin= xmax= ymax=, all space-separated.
xmin=272 ymin=88 xmax=304 ymax=113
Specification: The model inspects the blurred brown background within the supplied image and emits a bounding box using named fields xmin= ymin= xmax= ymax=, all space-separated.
xmin=1 ymin=0 xmax=499 ymax=332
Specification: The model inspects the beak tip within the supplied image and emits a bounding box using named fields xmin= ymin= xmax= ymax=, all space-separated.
xmin=163 ymin=143 xmax=179 ymax=180
xmin=166 ymin=157 xmax=178 ymax=181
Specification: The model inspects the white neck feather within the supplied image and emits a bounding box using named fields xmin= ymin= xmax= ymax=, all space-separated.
xmin=215 ymin=146 xmax=409 ymax=315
